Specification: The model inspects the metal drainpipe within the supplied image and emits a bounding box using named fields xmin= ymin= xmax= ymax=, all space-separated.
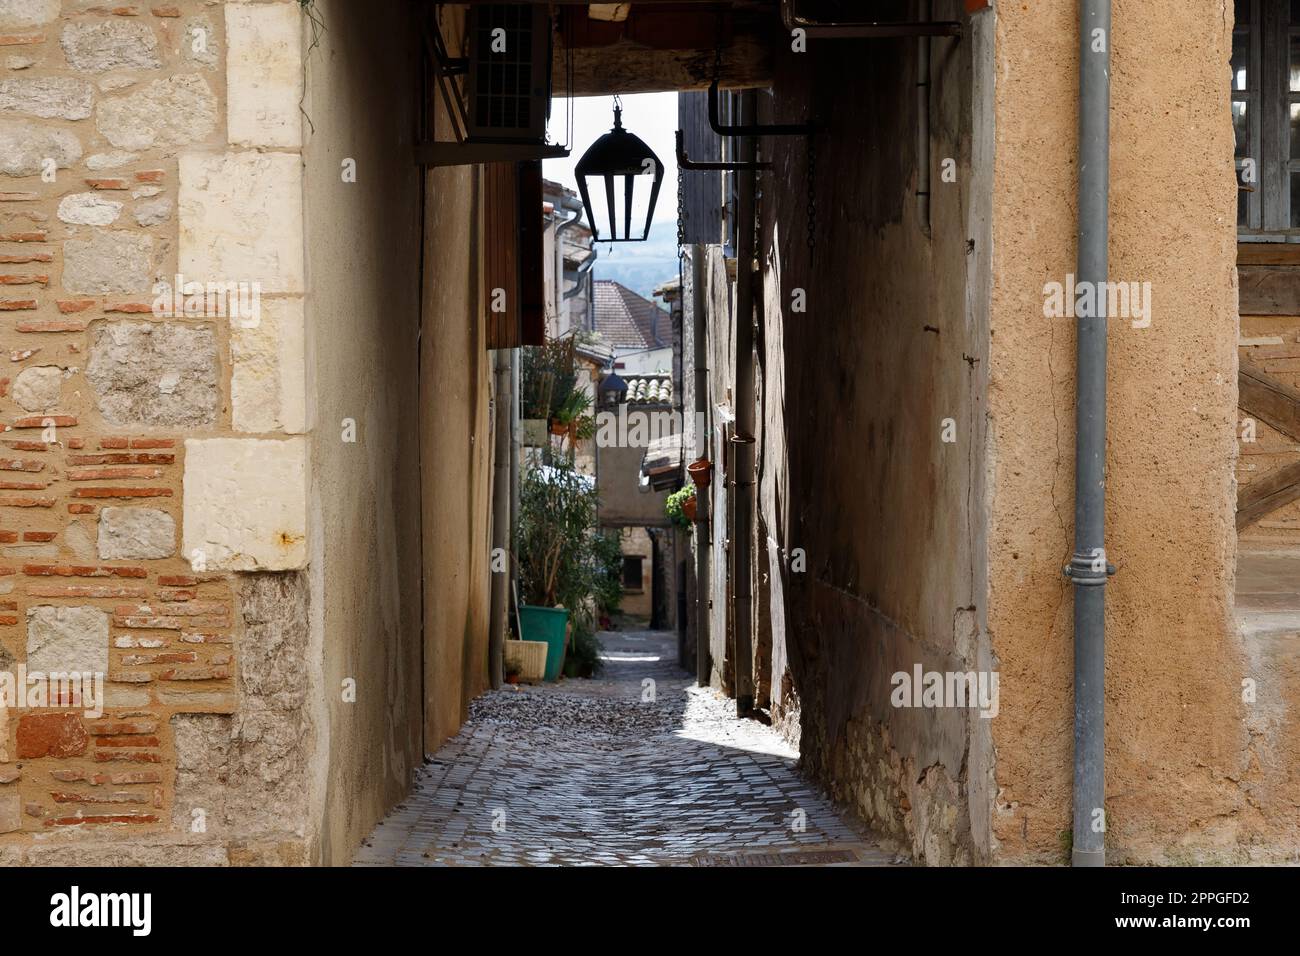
xmin=731 ymin=91 xmax=757 ymax=717
xmin=691 ymin=246 xmax=711 ymax=687
xmin=1068 ymin=0 xmax=1113 ymax=868
xmin=509 ymin=346 xmax=520 ymax=640
xmin=488 ymin=347 xmax=513 ymax=690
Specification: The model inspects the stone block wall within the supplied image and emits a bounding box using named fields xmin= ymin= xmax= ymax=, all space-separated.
xmin=0 ymin=0 xmax=312 ymax=863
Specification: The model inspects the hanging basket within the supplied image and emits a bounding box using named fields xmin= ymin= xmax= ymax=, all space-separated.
xmin=688 ymin=458 xmax=713 ymax=488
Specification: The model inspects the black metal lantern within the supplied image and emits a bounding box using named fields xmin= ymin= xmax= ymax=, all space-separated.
xmin=575 ymin=99 xmax=664 ymax=243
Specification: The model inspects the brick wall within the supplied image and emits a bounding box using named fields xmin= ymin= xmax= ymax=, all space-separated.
xmin=0 ymin=0 xmax=311 ymax=864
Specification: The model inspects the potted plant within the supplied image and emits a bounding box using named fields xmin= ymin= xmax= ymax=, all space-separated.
xmin=515 ymin=459 xmax=618 ymax=680
xmin=666 ymin=485 xmax=697 ymax=529
xmin=551 ymin=389 xmax=595 ymax=442
xmin=521 ymin=339 xmax=581 ymax=445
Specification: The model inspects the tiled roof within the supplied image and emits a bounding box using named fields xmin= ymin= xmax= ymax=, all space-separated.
xmin=624 ymin=374 xmax=672 ymax=405
xmin=592 ymin=280 xmax=666 ymax=349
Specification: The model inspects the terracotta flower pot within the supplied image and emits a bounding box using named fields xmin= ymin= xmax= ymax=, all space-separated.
xmin=682 ymin=495 xmax=698 ymax=522
xmin=550 ymin=418 xmax=568 ymax=436
xmin=688 ymin=458 xmax=713 ymax=488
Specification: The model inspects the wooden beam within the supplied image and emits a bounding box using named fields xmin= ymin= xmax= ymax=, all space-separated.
xmin=1237 ymin=265 xmax=1300 ymax=315
xmin=1240 ymin=358 xmax=1300 ymax=442
xmin=551 ymin=13 xmax=769 ymax=94
xmin=557 ymin=35 xmax=771 ymax=93
xmin=1239 ymin=459 xmax=1300 ymax=530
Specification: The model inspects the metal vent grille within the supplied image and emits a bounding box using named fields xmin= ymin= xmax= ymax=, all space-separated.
xmin=467 ymin=4 xmax=548 ymax=140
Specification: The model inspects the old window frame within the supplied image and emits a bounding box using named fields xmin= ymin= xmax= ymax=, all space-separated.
xmin=621 ymin=555 xmax=645 ymax=592
xmin=1236 ymin=0 xmax=1300 ymax=240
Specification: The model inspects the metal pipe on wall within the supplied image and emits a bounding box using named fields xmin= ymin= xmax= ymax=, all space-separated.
xmin=509 ymin=346 xmax=521 ymax=642
xmin=731 ymin=91 xmax=757 ymax=717
xmin=691 ymin=245 xmax=711 ymax=687
xmin=1068 ymin=0 xmax=1112 ymax=868
xmin=487 ymin=347 xmax=513 ymax=690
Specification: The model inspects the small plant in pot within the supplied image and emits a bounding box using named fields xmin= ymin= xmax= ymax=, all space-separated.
xmin=666 ymin=485 xmax=697 ymax=529
xmin=550 ymin=389 xmax=595 ymax=442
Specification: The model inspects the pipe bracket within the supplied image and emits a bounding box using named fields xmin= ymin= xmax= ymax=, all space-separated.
xmin=1063 ymin=554 xmax=1117 ymax=586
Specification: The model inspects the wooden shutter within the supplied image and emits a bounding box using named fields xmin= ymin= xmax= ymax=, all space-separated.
xmin=518 ymin=160 xmax=546 ymax=346
xmin=483 ymin=161 xmax=546 ymax=348
xmin=484 ymin=162 xmax=520 ymax=349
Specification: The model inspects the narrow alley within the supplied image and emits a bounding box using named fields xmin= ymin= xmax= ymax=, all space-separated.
xmin=353 ymin=631 xmax=894 ymax=867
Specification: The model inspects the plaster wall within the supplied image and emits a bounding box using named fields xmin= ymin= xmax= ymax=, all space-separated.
xmin=301 ymin=0 xmax=424 ymax=865
xmin=419 ymin=159 xmax=493 ymax=757
xmin=986 ymin=0 xmax=1266 ymax=863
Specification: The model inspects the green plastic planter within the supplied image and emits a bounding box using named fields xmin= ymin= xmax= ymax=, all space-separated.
xmin=517 ymin=605 xmax=570 ymax=681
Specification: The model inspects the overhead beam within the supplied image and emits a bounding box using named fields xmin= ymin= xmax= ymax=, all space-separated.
xmin=554 ymin=8 xmax=774 ymax=94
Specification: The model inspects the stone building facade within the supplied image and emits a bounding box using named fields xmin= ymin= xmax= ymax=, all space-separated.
xmin=0 ymin=0 xmax=317 ymax=864
xmin=0 ymin=0 xmax=480 ymax=867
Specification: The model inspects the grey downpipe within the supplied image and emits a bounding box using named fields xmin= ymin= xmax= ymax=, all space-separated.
xmin=692 ymin=246 xmax=711 ymax=687
xmin=509 ymin=346 xmax=521 ymax=643
xmin=1068 ymin=0 xmax=1112 ymax=868
xmin=562 ymin=251 xmax=596 ymax=300
xmin=731 ymin=91 xmax=757 ymax=717
xmin=488 ymin=346 xmax=513 ymax=690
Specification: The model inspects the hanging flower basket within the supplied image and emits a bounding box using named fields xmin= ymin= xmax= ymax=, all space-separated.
xmin=688 ymin=458 xmax=713 ymax=488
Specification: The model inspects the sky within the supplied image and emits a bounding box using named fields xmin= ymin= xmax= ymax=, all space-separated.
xmin=545 ymin=92 xmax=680 ymax=230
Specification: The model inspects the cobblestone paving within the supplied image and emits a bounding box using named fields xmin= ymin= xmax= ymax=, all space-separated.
xmin=353 ymin=630 xmax=898 ymax=867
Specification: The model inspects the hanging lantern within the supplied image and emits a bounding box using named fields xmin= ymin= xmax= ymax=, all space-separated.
xmin=575 ymin=99 xmax=664 ymax=243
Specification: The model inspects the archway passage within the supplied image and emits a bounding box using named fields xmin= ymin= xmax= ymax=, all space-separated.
xmin=350 ymin=0 xmax=986 ymax=868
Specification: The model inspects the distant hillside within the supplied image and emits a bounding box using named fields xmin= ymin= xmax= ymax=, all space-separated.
xmin=589 ymin=220 xmax=680 ymax=304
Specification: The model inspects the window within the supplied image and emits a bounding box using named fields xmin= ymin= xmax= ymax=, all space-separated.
xmin=621 ymin=556 xmax=644 ymax=591
xmin=1234 ymin=0 xmax=1300 ymax=238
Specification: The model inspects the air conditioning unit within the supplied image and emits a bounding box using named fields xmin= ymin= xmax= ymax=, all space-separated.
xmin=466 ymin=3 xmax=552 ymax=142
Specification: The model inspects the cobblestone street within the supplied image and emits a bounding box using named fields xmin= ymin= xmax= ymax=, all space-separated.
xmin=353 ymin=631 xmax=897 ymax=866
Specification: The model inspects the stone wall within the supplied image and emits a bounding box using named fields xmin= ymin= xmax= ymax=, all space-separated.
xmin=750 ymin=1 xmax=994 ymax=865
xmin=0 ymin=0 xmax=312 ymax=863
